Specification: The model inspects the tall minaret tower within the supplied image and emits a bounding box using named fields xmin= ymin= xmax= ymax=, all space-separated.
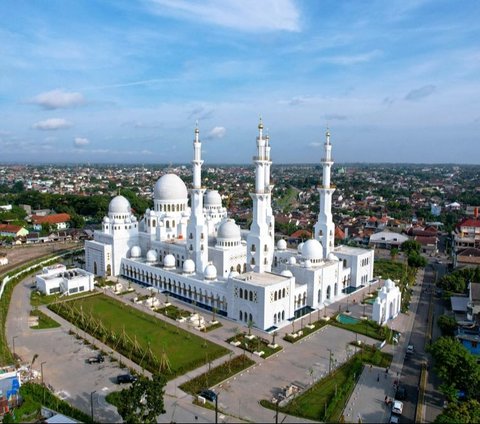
xmin=314 ymin=128 xmax=335 ymax=257
xmin=187 ymin=124 xmax=208 ymax=273
xmin=247 ymin=118 xmax=275 ymax=273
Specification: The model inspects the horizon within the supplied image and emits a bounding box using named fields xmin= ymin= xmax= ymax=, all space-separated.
xmin=1 ymin=0 xmax=479 ymax=164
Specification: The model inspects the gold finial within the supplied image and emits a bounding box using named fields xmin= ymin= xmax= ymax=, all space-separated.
xmin=195 ymin=120 xmax=199 ymax=134
xmin=258 ymin=115 xmax=264 ymax=130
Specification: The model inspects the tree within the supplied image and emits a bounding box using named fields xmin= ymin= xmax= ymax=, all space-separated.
xmin=428 ymin=337 xmax=480 ymax=400
xmin=390 ymin=247 xmax=399 ymax=261
xmin=116 ymin=374 xmax=167 ymax=423
xmin=407 ymin=252 xmax=427 ymax=268
xmin=435 ymin=399 xmax=480 ymax=423
xmin=437 ymin=315 xmax=457 ymax=337
xmin=401 ymin=240 xmax=421 ymax=254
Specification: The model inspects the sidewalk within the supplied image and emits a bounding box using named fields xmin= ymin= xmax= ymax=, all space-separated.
xmin=343 ymin=269 xmax=425 ymax=423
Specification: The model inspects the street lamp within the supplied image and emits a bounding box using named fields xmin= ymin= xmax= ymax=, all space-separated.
xmin=41 ymin=362 xmax=46 ymax=403
xmin=40 ymin=362 xmax=46 ymax=385
xmin=90 ymin=390 xmax=96 ymax=422
xmin=12 ymin=336 xmax=18 ymax=360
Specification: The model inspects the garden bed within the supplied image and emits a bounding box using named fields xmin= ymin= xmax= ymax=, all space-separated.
xmin=179 ymin=354 xmax=255 ymax=395
xmin=225 ymin=333 xmax=282 ymax=358
xmin=49 ymin=294 xmax=229 ymax=378
xmin=283 ymin=320 xmax=328 ymax=343
xmin=29 ymin=309 xmax=60 ymax=330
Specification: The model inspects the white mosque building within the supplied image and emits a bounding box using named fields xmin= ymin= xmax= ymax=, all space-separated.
xmin=85 ymin=121 xmax=374 ymax=331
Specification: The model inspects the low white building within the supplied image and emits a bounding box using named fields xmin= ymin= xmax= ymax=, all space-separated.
xmin=372 ymin=279 xmax=402 ymax=325
xmin=0 ymin=257 xmax=8 ymax=266
xmin=36 ymin=264 xmax=95 ymax=296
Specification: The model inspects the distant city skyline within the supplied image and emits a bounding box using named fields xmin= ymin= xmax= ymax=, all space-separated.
xmin=1 ymin=0 xmax=479 ymax=164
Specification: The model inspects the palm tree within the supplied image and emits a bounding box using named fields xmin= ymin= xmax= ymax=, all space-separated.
xmin=211 ymin=306 xmax=217 ymax=323
xmin=247 ymin=319 xmax=254 ymax=336
xmin=272 ymin=331 xmax=278 ymax=346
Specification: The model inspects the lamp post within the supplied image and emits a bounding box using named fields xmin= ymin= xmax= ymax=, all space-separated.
xmin=40 ymin=361 xmax=46 ymax=385
xmin=327 ymin=348 xmax=333 ymax=373
xmin=215 ymin=392 xmax=218 ymax=424
xmin=90 ymin=390 xmax=96 ymax=422
xmin=41 ymin=361 xmax=46 ymax=403
xmin=12 ymin=336 xmax=18 ymax=360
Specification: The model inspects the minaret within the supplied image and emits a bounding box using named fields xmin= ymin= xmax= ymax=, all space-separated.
xmin=314 ymin=128 xmax=335 ymax=257
xmin=247 ymin=118 xmax=275 ymax=273
xmin=187 ymin=124 xmax=208 ymax=273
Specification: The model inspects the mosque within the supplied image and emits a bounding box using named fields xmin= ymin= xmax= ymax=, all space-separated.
xmin=85 ymin=121 xmax=374 ymax=331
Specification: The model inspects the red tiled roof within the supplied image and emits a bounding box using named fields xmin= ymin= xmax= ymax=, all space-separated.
xmin=0 ymin=224 xmax=23 ymax=233
xmin=459 ymin=218 xmax=480 ymax=228
xmin=335 ymin=227 xmax=345 ymax=240
xmin=290 ymin=229 xmax=312 ymax=239
xmin=32 ymin=213 xmax=70 ymax=224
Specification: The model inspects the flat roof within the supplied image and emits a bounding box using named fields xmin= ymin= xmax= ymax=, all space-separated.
xmin=335 ymin=245 xmax=371 ymax=256
xmin=232 ymin=271 xmax=289 ymax=287
xmin=451 ymin=296 xmax=469 ymax=312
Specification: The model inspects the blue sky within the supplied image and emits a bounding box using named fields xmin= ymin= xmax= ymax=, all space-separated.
xmin=1 ymin=0 xmax=479 ymax=164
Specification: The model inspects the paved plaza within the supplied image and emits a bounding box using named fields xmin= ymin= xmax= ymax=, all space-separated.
xmin=6 ymin=274 xmax=418 ymax=423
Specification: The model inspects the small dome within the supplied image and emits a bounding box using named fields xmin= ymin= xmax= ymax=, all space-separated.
xmin=130 ymin=246 xmax=141 ymax=258
xmin=146 ymin=250 xmax=157 ymax=262
xmin=301 ymin=239 xmax=323 ymax=261
xmin=281 ymin=269 xmax=293 ymax=277
xmin=217 ymin=219 xmax=241 ymax=240
xmin=288 ymin=257 xmax=297 ymax=265
xmin=183 ymin=259 xmax=195 ymax=274
xmin=297 ymin=242 xmax=304 ymax=254
xmin=327 ymin=252 xmax=339 ymax=261
xmin=229 ymin=270 xmax=239 ymax=278
xmin=109 ymin=195 xmax=131 ymax=214
xmin=277 ymin=239 xmax=287 ymax=250
xmin=303 ymin=259 xmax=312 ymax=268
xmin=204 ymin=263 xmax=217 ymax=280
xmin=164 ymin=254 xmax=175 ymax=268
xmin=204 ymin=190 xmax=222 ymax=206
xmin=154 ymin=174 xmax=188 ymax=201
xmin=385 ymin=279 xmax=395 ymax=290
xmin=103 ymin=216 xmax=110 ymax=223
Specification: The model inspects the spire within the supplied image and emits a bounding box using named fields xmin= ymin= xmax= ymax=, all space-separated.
xmin=258 ymin=115 xmax=263 ymax=139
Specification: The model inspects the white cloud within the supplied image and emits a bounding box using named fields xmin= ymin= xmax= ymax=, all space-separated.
xmin=318 ymin=50 xmax=382 ymax=66
xmin=206 ymin=126 xmax=227 ymax=140
xmin=148 ymin=0 xmax=300 ymax=32
xmin=33 ymin=118 xmax=71 ymax=130
xmin=74 ymin=137 xmax=90 ymax=147
xmin=31 ymin=89 xmax=85 ymax=109
xmin=309 ymin=142 xmax=323 ymax=148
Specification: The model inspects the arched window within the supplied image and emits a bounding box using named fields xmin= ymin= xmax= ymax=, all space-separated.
xmin=166 ymin=220 xmax=170 ymax=228
xmin=282 ymin=288 xmax=286 ymax=298
xmin=249 ymin=291 xmax=253 ymax=302
xmin=264 ymin=244 xmax=268 ymax=252
xmin=239 ymin=310 xmax=243 ymax=321
xmin=318 ymin=289 xmax=322 ymax=303
xmin=251 ymin=258 xmax=255 ymax=265
xmin=240 ymin=288 xmax=243 ymax=298
xmin=274 ymin=291 xmax=277 ymax=301
xmin=251 ymin=244 xmax=256 ymax=252
xmin=249 ymin=313 xmax=253 ymax=322
xmin=326 ymin=285 xmax=331 ymax=300
xmin=282 ymin=311 xmax=285 ymax=320
xmin=274 ymin=314 xmax=277 ymax=324
xmin=334 ymin=283 xmax=338 ymax=296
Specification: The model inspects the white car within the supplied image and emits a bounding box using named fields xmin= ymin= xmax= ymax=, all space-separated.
xmin=389 ymin=415 xmax=399 ymax=424
xmin=392 ymin=400 xmax=404 ymax=415
xmin=407 ymin=344 xmax=414 ymax=354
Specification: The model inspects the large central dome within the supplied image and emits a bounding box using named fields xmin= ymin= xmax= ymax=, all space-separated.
xmin=154 ymin=174 xmax=188 ymax=201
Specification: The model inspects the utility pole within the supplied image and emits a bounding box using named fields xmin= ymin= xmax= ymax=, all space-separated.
xmin=327 ymin=348 xmax=333 ymax=373
xmin=91 ymin=390 xmax=96 ymax=422
xmin=41 ymin=361 xmax=46 ymax=403
xmin=215 ymin=393 xmax=218 ymax=424
xmin=275 ymin=399 xmax=279 ymax=424
xmin=12 ymin=336 xmax=17 ymax=360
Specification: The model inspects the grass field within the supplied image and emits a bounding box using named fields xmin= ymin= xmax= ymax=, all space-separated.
xmin=330 ymin=315 xmax=394 ymax=343
xmin=261 ymin=348 xmax=392 ymax=422
xmin=52 ymin=294 xmax=229 ymax=377
xmin=30 ymin=309 xmax=60 ymax=330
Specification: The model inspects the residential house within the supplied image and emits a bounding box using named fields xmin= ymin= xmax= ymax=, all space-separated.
xmin=31 ymin=213 xmax=70 ymax=231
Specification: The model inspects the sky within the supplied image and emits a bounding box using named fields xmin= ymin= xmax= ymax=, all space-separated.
xmin=0 ymin=0 xmax=479 ymax=164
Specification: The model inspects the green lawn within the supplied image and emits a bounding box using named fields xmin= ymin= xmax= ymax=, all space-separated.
xmin=30 ymin=289 xmax=94 ymax=307
xmin=261 ymin=348 xmax=392 ymax=422
xmin=179 ymin=354 xmax=255 ymax=395
xmin=283 ymin=319 xmax=328 ymax=343
xmin=50 ymin=294 xmax=229 ymax=378
xmin=226 ymin=333 xmax=282 ymax=358
xmin=30 ymin=309 xmax=60 ymax=329
xmin=330 ymin=315 xmax=394 ymax=343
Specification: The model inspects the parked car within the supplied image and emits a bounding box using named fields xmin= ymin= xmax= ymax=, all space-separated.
xmin=117 ymin=374 xmax=137 ymax=384
xmin=406 ymin=344 xmax=414 ymax=354
xmin=395 ymin=386 xmax=407 ymax=400
xmin=87 ymin=354 xmax=104 ymax=364
xmin=392 ymin=400 xmax=404 ymax=415
xmin=199 ymin=389 xmax=217 ymax=402
xmin=389 ymin=415 xmax=399 ymax=424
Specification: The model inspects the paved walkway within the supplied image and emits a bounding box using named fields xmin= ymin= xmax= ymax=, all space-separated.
xmin=344 ymin=269 xmax=425 ymax=423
